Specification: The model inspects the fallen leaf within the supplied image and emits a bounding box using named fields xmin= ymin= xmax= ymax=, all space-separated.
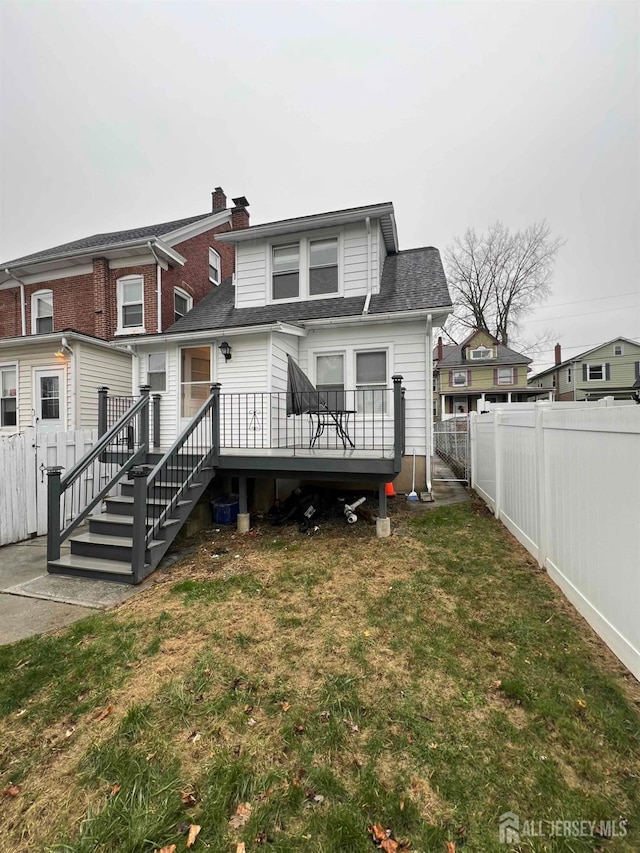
xmin=446 ymin=843 xmax=456 ymax=852
xmin=399 ymin=796 xmax=405 ymax=811
xmin=236 ymin=844 xmax=246 ymax=853
xmin=229 ymin=801 xmax=252 ymax=829
xmin=343 ymin=718 xmax=359 ymax=733
xmin=491 ymin=680 xmax=502 ymax=689
xmin=381 ymin=839 xmax=399 ymax=853
xmin=577 ymin=698 xmax=587 ymax=709
xmin=187 ymin=730 xmax=201 ymax=743
xmin=186 ymin=824 xmax=201 ymax=847
xmin=181 ymin=789 xmax=198 ymax=806
xmin=154 ymin=846 xmax=176 ymax=853
xmin=94 ymin=705 xmax=113 ymax=722
xmin=2 ymin=784 xmax=20 ymax=797
xmin=64 ymin=727 xmax=75 ymax=739
xmin=294 ymin=724 xmax=304 ymax=734
xmin=369 ymin=823 xmax=388 ymax=842
xmin=281 ymin=701 xmax=291 ymax=712
xmin=109 ymin=783 xmax=121 ymax=796
xmin=247 ymin=717 xmax=257 ymax=727
xmin=243 ymin=704 xmax=254 ymax=714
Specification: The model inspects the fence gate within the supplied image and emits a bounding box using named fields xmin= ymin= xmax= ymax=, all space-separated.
xmin=433 ymin=417 xmax=470 ymax=482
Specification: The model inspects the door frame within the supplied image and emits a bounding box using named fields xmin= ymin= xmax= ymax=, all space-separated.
xmin=33 ymin=366 xmax=66 ymax=432
xmin=178 ymin=344 xmax=214 ymax=431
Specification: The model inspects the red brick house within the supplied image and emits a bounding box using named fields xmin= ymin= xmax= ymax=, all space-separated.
xmin=0 ymin=187 xmax=248 ymax=433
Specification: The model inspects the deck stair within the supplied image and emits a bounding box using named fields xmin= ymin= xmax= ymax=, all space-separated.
xmin=46 ymin=385 xmax=221 ymax=585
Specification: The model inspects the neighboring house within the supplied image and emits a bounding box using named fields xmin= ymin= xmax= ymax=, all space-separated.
xmin=528 ymin=337 xmax=640 ymax=401
xmin=0 ymin=186 xmax=247 ymax=431
xmin=0 ymin=331 xmax=132 ymax=433
xmin=433 ymin=329 xmax=539 ymax=419
xmin=44 ymin=199 xmax=453 ymax=584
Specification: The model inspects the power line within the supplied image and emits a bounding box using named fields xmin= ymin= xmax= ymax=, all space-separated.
xmin=531 ymin=290 xmax=639 ymax=311
xmin=525 ymin=304 xmax=639 ymax=323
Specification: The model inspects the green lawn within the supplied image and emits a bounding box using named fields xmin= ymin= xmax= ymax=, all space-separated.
xmin=0 ymin=499 xmax=638 ymax=853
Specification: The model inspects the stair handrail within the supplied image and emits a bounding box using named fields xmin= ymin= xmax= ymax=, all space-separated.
xmin=143 ymin=384 xmax=221 ymax=546
xmin=61 ymin=394 xmax=148 ymax=491
xmin=47 ymin=392 xmax=150 ymax=562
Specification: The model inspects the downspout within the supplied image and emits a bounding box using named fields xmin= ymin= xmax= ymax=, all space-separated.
xmin=147 ymin=241 xmax=163 ymax=333
xmin=67 ymin=337 xmax=76 ymax=429
xmin=126 ymin=344 xmax=139 ymax=396
xmin=362 ymin=216 xmax=372 ymax=315
xmin=4 ymin=269 xmax=27 ymax=335
xmin=426 ymin=314 xmax=433 ymax=496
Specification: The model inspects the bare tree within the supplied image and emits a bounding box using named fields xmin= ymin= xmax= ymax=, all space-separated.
xmin=444 ymin=221 xmax=563 ymax=346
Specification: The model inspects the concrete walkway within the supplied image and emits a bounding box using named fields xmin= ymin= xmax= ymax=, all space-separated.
xmin=430 ymin=455 xmax=470 ymax=506
xmin=0 ymin=536 xmax=145 ymax=646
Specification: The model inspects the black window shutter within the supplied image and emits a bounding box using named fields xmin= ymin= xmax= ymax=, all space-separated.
xmin=582 ymin=364 xmax=588 ymax=381
xmin=635 ymin=361 xmax=640 ymax=379
xmin=605 ymin=363 xmax=611 ymax=381
xmin=493 ymin=368 xmax=498 ymax=385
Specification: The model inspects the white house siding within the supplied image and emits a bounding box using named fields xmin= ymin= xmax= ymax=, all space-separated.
xmin=299 ymin=320 xmax=428 ymax=456
xmin=3 ymin=343 xmax=72 ymax=432
xmin=136 ymin=334 xmax=270 ymax=448
xmin=76 ymin=342 xmax=132 ymax=430
xmin=233 ymin=220 xmax=384 ymax=308
xmin=270 ymin=331 xmax=301 ymax=448
xmin=234 ymin=240 xmax=268 ymax=308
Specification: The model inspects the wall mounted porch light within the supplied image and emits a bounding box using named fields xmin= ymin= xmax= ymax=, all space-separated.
xmin=54 ymin=336 xmax=73 ymax=358
xmin=219 ymin=341 xmax=232 ymax=361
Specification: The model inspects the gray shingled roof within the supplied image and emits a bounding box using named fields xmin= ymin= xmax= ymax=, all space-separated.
xmin=2 ymin=212 xmax=214 ymax=267
xmin=437 ymin=341 xmax=531 ymax=367
xmin=165 ymin=247 xmax=451 ymax=333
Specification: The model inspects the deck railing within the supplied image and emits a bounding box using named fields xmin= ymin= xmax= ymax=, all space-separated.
xmin=219 ymin=378 xmax=404 ymax=459
xmin=46 ymin=388 xmax=152 ymax=562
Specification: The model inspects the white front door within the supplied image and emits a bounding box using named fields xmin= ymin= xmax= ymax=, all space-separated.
xmin=179 ymin=346 xmax=212 ymax=430
xmin=34 ymin=367 xmax=65 ymax=432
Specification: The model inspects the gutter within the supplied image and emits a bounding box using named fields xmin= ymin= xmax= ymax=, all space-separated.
xmin=4 ymin=268 xmax=27 ymax=335
xmin=303 ymin=306 xmax=453 ymax=329
xmin=111 ymin=321 xmax=306 ymax=348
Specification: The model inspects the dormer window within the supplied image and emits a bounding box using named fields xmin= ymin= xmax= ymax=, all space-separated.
xmin=32 ymin=290 xmax=53 ymax=334
xmin=174 ymin=287 xmax=192 ymax=322
xmin=309 ymin=238 xmax=338 ymax=295
xmin=470 ymin=346 xmax=492 ymax=360
xmin=209 ymin=248 xmax=221 ymax=285
xmin=272 ymin=244 xmax=300 ymax=300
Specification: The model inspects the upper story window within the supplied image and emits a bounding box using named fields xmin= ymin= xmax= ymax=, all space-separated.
xmin=566 ymin=367 xmax=572 ymax=383
xmin=470 ymin=346 xmax=492 ymax=360
xmin=614 ymin=344 xmax=623 ymax=356
xmin=497 ymin=367 xmax=514 ymax=385
xmin=586 ymin=363 xmax=605 ymax=381
xmin=31 ymin=290 xmax=53 ymax=334
xmin=209 ymin=248 xmax=221 ymax=285
xmin=309 ymin=238 xmax=338 ymax=296
xmin=272 ymin=244 xmax=300 ymax=300
xmin=0 ymin=365 xmax=17 ymax=427
xmin=147 ymin=352 xmax=166 ymax=392
xmin=117 ymin=275 xmax=144 ymax=333
xmin=452 ymin=369 xmax=468 ymax=387
xmin=271 ymin=234 xmax=341 ymax=303
xmin=174 ymin=287 xmax=192 ymax=322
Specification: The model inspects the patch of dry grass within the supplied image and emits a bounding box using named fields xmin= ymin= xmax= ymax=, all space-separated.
xmin=0 ymin=499 xmax=638 ymax=852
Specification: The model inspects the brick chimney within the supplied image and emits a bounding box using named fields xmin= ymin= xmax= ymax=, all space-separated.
xmin=554 ymin=343 xmax=562 ymax=365
xmin=437 ymin=336 xmax=443 ymax=361
xmin=231 ymin=196 xmax=250 ymax=230
xmin=211 ymin=187 xmax=227 ymax=211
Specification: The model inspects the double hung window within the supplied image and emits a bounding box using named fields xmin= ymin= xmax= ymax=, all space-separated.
xmin=0 ymin=366 xmax=17 ymax=427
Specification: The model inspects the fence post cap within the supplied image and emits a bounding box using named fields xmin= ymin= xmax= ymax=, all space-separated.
xmin=139 ymin=385 xmax=151 ymax=394
xmin=97 ymin=386 xmax=109 ymax=392
xmin=46 ymin=465 xmax=64 ymax=475
xmin=210 ymin=383 xmax=222 ymax=392
xmin=128 ymin=466 xmax=149 ymax=479
xmin=392 ymin=374 xmax=403 ymax=383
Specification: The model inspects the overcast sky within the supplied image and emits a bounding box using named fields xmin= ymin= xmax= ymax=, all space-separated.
xmin=1 ymin=0 xmax=638 ymax=371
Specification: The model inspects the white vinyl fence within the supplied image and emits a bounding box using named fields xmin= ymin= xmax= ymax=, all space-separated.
xmin=0 ymin=428 xmax=97 ymax=547
xmin=470 ymin=403 xmax=640 ymax=680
